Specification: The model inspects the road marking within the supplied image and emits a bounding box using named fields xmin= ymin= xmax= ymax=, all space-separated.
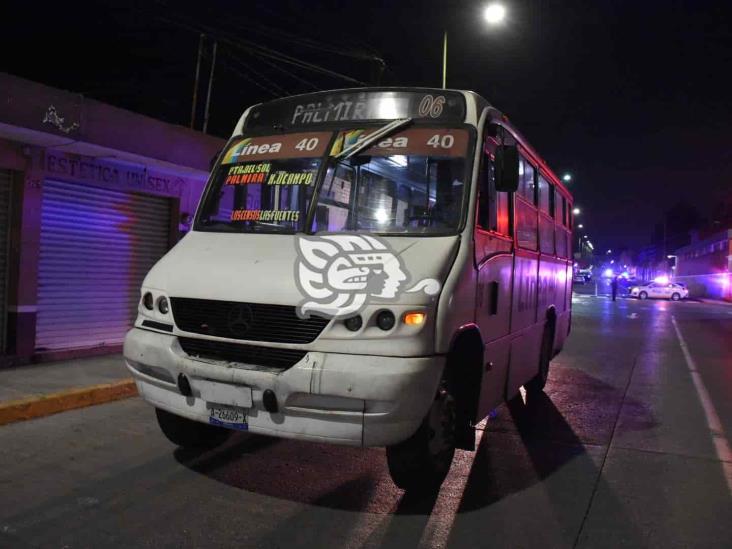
xmin=671 ymin=316 xmax=732 ymax=494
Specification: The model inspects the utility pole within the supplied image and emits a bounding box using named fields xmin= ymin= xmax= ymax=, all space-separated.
xmin=202 ymin=41 xmax=218 ymax=134
xmin=190 ymin=34 xmax=205 ymax=129
xmin=442 ymin=31 xmax=448 ymax=89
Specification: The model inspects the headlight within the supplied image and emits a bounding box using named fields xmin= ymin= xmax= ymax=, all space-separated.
xmin=344 ymin=315 xmax=363 ymax=332
xmin=376 ymin=310 xmax=396 ymax=331
xmin=158 ymin=296 xmax=170 ymax=314
xmin=142 ymin=292 xmax=154 ymax=310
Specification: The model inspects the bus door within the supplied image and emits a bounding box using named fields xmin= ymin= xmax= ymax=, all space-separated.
xmin=507 ymin=154 xmax=542 ymax=397
xmin=473 ymin=140 xmax=513 ymax=418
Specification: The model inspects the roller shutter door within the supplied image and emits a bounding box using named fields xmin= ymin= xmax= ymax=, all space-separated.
xmin=0 ymin=170 xmax=11 ymax=353
xmin=36 ymin=180 xmax=171 ymax=351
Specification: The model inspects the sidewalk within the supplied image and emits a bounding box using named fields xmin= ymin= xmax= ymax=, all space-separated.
xmin=0 ymin=354 xmax=136 ymax=426
xmin=697 ymin=297 xmax=732 ymax=307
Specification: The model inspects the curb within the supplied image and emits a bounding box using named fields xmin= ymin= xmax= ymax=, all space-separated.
xmin=0 ymin=378 xmax=138 ymax=426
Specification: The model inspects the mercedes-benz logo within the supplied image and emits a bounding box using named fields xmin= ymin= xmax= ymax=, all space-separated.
xmin=227 ymin=304 xmax=254 ymax=337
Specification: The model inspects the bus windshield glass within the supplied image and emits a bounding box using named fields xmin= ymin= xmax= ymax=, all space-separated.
xmin=312 ymin=127 xmax=469 ymax=235
xmin=195 ymin=127 xmax=470 ymax=235
xmin=196 ymin=132 xmax=330 ymax=233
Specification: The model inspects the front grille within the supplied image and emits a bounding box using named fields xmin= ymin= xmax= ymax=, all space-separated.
xmin=178 ymin=337 xmax=306 ymax=371
xmin=170 ymin=298 xmax=330 ymax=344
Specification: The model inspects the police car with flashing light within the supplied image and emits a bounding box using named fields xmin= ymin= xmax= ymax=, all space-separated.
xmin=629 ymin=281 xmax=689 ymax=301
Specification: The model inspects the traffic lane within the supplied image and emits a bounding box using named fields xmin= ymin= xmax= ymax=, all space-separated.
xmin=0 ymin=395 xmax=609 ymax=549
xmin=574 ymin=296 xmax=732 ymax=547
xmin=571 ymin=295 xmax=728 ymax=461
xmin=672 ymin=302 xmax=732 ymax=441
xmin=0 ymin=295 xmax=633 ymax=549
xmin=1 ymin=296 xmax=729 ymax=548
xmin=595 ymin=296 xmax=732 ymax=456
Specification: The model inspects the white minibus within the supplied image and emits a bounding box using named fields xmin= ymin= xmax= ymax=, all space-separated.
xmin=124 ymin=88 xmax=574 ymax=491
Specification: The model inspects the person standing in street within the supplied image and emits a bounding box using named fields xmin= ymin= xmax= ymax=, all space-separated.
xmin=611 ymin=275 xmax=618 ymax=301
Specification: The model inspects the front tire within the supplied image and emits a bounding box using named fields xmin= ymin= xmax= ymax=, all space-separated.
xmin=639 ymin=291 xmax=648 ymax=300
xmin=671 ymin=292 xmax=681 ymax=301
xmin=386 ymin=384 xmax=456 ymax=493
xmin=155 ymin=408 xmax=232 ymax=449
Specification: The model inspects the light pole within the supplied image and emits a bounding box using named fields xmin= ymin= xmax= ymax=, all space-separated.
xmin=443 ymin=3 xmax=506 ymax=89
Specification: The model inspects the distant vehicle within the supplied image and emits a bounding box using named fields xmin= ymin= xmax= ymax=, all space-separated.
xmin=630 ymin=282 xmax=689 ymax=301
xmin=573 ymin=273 xmax=586 ymax=284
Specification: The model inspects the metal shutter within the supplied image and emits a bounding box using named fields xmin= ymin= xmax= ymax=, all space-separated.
xmin=36 ymin=180 xmax=171 ymax=351
xmin=0 ymin=170 xmax=11 ymax=353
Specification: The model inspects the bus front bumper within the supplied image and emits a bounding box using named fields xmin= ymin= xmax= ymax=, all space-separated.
xmin=123 ymin=328 xmax=444 ymax=447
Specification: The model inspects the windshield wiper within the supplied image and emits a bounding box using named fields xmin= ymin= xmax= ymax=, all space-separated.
xmin=304 ymin=118 xmax=413 ymax=234
xmin=335 ymin=118 xmax=413 ymax=160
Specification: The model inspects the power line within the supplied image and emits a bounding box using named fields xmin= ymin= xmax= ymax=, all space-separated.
xmin=153 ymin=13 xmax=369 ymax=86
xmin=249 ymin=51 xmax=321 ymax=92
xmin=217 ymin=57 xmax=283 ymax=99
xmin=251 ymin=4 xmax=384 ymax=61
xmin=222 ymin=49 xmax=290 ymax=97
xmin=216 ymin=17 xmax=385 ymax=66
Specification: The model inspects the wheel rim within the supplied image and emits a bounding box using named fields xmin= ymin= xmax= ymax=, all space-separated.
xmin=640 ymin=292 xmax=647 ymax=299
xmin=672 ymin=293 xmax=680 ymax=301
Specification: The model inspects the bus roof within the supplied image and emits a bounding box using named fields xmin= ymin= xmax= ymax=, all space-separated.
xmin=235 ymin=87 xmax=570 ymax=200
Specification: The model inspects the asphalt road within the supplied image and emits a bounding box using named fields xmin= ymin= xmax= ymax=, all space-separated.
xmin=1 ymin=295 xmax=731 ymax=549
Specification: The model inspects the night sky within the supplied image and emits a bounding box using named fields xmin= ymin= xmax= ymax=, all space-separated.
xmin=2 ymin=0 xmax=730 ymax=251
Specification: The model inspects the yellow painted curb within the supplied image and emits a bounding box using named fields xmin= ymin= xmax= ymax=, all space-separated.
xmin=0 ymin=378 xmax=138 ymax=426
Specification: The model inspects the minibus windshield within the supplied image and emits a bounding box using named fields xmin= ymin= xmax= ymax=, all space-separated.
xmin=196 ymin=132 xmax=330 ymax=234
xmin=311 ymin=127 xmax=469 ymax=235
xmin=195 ymin=127 xmax=470 ymax=235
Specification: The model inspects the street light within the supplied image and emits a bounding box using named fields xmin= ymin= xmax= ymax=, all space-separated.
xmin=577 ymin=224 xmax=584 ymax=229
xmin=443 ymin=3 xmax=506 ymax=88
xmin=562 ymin=173 xmax=572 ymax=182
xmin=484 ymin=3 xmax=507 ymax=24
xmin=607 ymin=249 xmax=612 ymax=254
xmin=573 ymin=207 xmax=581 ymax=215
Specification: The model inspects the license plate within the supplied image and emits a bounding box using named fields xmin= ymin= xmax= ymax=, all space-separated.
xmin=208 ymin=405 xmax=248 ymax=430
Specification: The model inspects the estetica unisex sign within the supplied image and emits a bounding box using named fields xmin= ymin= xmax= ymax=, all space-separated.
xmin=45 ymin=152 xmax=184 ymax=196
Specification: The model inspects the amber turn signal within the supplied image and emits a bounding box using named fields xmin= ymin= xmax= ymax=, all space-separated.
xmin=403 ymin=312 xmax=426 ymax=326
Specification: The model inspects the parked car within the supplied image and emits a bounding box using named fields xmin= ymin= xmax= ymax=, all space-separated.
xmin=629 ymin=282 xmax=689 ymax=301
xmin=573 ymin=273 xmax=587 ymax=284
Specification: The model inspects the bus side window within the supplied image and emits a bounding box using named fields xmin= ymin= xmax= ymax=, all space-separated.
xmin=478 ymin=151 xmax=511 ymax=235
xmin=518 ymin=156 xmax=536 ymax=205
xmin=538 ymin=174 xmax=552 ymax=214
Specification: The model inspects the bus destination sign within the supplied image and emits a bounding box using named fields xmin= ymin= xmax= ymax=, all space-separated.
xmin=245 ymin=90 xmax=466 ymax=129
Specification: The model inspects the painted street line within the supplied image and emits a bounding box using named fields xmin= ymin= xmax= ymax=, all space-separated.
xmin=672 ymin=316 xmax=732 ymax=495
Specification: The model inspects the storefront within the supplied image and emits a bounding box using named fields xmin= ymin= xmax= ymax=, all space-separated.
xmin=0 ymin=72 xmax=224 ymax=363
xmin=0 ymin=169 xmax=11 ymax=353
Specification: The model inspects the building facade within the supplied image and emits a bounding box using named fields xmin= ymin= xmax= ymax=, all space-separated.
xmin=674 ymin=229 xmax=732 ymax=301
xmin=0 ymin=73 xmax=224 ymax=364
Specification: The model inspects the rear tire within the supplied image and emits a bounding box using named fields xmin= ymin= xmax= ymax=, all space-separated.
xmin=639 ymin=291 xmax=648 ymax=300
xmin=671 ymin=292 xmax=681 ymax=301
xmin=526 ymin=323 xmax=554 ymax=394
xmin=155 ymin=408 xmax=231 ymax=449
xmin=386 ymin=383 xmax=456 ymax=493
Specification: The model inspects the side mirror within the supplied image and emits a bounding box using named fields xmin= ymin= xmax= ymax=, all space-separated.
xmin=495 ymin=145 xmax=519 ymax=193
